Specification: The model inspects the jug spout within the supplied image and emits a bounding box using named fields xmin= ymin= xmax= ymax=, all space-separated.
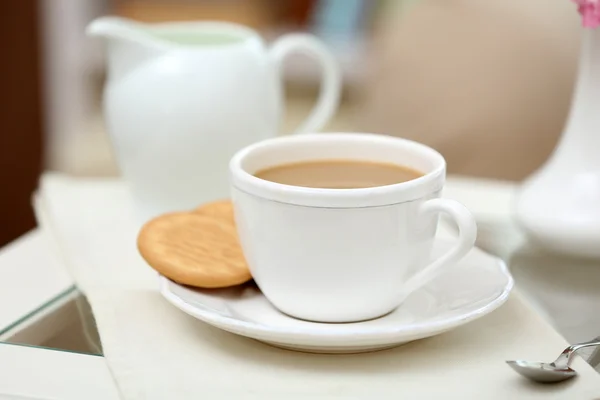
xmin=87 ymin=16 xmax=154 ymax=46
xmin=87 ymin=17 xmax=165 ymax=81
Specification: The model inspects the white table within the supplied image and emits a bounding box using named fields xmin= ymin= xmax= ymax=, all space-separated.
xmin=0 ymin=230 xmax=120 ymax=399
xmin=0 ymin=176 xmax=598 ymax=398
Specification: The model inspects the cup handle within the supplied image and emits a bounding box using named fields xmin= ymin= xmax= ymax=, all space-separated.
xmin=268 ymin=34 xmax=341 ymax=135
xmin=401 ymin=198 xmax=478 ymax=298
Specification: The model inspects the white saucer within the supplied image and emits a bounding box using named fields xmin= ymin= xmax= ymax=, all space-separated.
xmin=159 ymin=240 xmax=514 ymax=353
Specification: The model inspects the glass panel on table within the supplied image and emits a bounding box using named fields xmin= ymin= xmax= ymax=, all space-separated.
xmin=0 ymin=287 xmax=102 ymax=356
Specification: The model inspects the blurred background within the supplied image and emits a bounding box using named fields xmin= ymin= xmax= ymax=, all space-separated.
xmin=0 ymin=0 xmax=582 ymax=246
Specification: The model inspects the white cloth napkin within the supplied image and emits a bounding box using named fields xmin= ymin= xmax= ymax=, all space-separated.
xmin=35 ymin=173 xmax=600 ymax=399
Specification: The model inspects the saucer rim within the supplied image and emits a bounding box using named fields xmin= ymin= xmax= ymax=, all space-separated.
xmin=158 ymin=246 xmax=514 ymax=341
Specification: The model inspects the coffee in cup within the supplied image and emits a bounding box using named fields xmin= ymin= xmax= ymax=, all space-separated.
xmin=254 ymin=160 xmax=423 ymax=189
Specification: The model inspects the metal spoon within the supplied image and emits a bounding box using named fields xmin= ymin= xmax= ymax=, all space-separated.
xmin=506 ymin=339 xmax=600 ymax=383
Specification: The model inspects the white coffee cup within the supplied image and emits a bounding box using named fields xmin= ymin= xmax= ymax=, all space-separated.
xmin=230 ymin=133 xmax=477 ymax=323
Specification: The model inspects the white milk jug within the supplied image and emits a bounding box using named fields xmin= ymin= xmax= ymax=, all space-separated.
xmin=87 ymin=17 xmax=341 ymax=222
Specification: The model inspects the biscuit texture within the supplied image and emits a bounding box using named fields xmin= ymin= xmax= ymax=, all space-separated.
xmin=193 ymin=199 xmax=235 ymax=226
xmin=137 ymin=210 xmax=251 ymax=288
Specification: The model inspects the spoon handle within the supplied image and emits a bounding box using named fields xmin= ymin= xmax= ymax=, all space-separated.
xmin=553 ymin=339 xmax=600 ymax=369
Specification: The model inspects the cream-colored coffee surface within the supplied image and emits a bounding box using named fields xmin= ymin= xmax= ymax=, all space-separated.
xmin=254 ymin=160 xmax=423 ymax=189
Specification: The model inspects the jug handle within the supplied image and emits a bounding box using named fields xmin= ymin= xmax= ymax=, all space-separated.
xmin=268 ymin=34 xmax=342 ymax=135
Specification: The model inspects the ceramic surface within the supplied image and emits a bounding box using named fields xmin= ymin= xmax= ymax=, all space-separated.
xmin=230 ymin=133 xmax=477 ymax=322
xmin=87 ymin=17 xmax=341 ymax=222
xmin=516 ymin=29 xmax=600 ymax=258
xmin=159 ymin=240 xmax=513 ymax=353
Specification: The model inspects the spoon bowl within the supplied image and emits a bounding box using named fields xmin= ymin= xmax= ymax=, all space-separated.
xmin=506 ymin=360 xmax=577 ymax=383
xmin=506 ymin=338 xmax=600 ymax=383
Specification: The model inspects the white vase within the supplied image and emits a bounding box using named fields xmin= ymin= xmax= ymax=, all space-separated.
xmin=516 ymin=28 xmax=600 ymax=259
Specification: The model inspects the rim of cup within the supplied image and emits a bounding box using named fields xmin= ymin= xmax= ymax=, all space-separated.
xmin=229 ymin=132 xmax=446 ymax=208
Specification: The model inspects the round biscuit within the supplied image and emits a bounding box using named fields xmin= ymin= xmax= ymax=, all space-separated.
xmin=137 ymin=212 xmax=251 ymax=288
xmin=193 ymin=199 xmax=235 ymax=226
